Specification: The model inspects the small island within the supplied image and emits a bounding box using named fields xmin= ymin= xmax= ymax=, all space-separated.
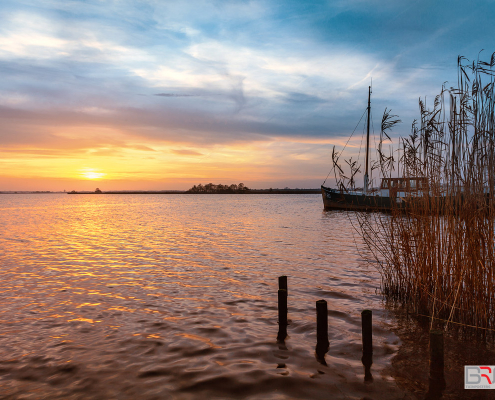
xmin=186 ymin=183 xmax=249 ymax=193
xmin=185 ymin=183 xmax=320 ymax=194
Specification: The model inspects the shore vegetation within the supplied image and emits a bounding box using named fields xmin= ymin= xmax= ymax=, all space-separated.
xmin=358 ymin=52 xmax=495 ymax=334
xmin=186 ymin=183 xmax=250 ymax=193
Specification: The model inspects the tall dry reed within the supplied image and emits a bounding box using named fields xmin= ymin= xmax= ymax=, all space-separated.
xmin=358 ymin=52 xmax=495 ymax=333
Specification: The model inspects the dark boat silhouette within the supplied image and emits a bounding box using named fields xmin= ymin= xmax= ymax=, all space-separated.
xmin=321 ymin=86 xmax=429 ymax=211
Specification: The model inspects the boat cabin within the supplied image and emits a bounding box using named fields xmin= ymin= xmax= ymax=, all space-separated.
xmin=380 ymin=177 xmax=428 ymax=198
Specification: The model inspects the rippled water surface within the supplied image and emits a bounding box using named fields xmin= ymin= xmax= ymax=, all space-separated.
xmin=0 ymin=193 xmax=409 ymax=399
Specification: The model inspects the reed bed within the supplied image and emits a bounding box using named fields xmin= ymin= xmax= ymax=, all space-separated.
xmin=358 ymin=53 xmax=495 ymax=333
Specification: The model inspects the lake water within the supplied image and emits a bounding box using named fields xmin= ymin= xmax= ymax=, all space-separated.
xmin=0 ymin=193 xmax=421 ymax=399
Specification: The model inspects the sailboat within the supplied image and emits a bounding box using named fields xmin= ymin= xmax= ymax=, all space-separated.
xmin=321 ymin=86 xmax=428 ymax=211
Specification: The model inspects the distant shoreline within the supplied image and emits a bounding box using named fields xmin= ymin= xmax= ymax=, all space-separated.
xmin=0 ymin=189 xmax=322 ymax=195
xmin=65 ymin=189 xmax=322 ymax=195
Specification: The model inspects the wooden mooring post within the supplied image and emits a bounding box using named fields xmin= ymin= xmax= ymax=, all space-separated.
xmin=429 ymin=330 xmax=446 ymax=388
xmin=278 ymin=289 xmax=288 ymax=326
xmin=361 ymin=309 xmax=373 ymax=382
xmin=277 ymin=288 xmax=288 ymax=342
xmin=361 ymin=310 xmax=373 ymax=355
xmin=315 ymin=300 xmax=329 ymax=364
xmin=277 ymin=277 xmax=288 ymax=342
xmin=316 ymin=300 xmax=329 ymax=349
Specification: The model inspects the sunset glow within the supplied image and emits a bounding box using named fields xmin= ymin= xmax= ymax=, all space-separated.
xmin=0 ymin=1 xmax=493 ymax=191
xmin=81 ymin=170 xmax=106 ymax=180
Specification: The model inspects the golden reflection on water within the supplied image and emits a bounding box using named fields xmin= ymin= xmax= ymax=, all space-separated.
xmin=0 ymin=193 xmax=407 ymax=399
xmin=177 ymin=333 xmax=221 ymax=349
xmin=67 ymin=318 xmax=100 ymax=324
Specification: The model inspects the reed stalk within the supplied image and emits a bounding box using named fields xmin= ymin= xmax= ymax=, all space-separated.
xmin=358 ymin=52 xmax=495 ymax=334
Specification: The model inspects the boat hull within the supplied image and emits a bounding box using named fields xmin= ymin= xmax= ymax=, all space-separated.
xmin=321 ymin=185 xmax=396 ymax=211
xmin=321 ymin=185 xmax=464 ymax=213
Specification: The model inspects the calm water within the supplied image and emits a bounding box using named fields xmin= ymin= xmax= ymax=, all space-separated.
xmin=0 ymin=193 xmax=409 ymax=399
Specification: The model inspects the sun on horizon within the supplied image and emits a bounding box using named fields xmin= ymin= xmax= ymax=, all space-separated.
xmin=81 ymin=169 xmax=106 ymax=180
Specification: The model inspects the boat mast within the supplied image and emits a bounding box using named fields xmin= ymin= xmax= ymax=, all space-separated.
xmin=364 ymin=85 xmax=371 ymax=193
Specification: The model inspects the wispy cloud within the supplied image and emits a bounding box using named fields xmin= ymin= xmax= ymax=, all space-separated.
xmin=171 ymin=149 xmax=204 ymax=156
xmin=154 ymin=93 xmax=197 ymax=97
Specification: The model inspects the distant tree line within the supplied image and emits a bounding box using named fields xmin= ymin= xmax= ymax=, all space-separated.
xmin=186 ymin=183 xmax=250 ymax=193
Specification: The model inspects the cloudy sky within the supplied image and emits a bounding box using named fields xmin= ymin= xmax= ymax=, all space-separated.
xmin=0 ymin=0 xmax=494 ymax=191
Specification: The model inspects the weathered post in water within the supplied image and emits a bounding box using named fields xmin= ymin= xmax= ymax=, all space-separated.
xmin=316 ymin=300 xmax=329 ymax=347
xmin=277 ymin=277 xmax=288 ymax=342
xmin=316 ymin=300 xmax=329 ymax=346
xmin=277 ymin=289 xmax=287 ymax=342
xmin=429 ymin=330 xmax=446 ymax=389
xmin=278 ymin=275 xmax=288 ymax=295
xmin=361 ymin=309 xmax=373 ymax=382
xmin=278 ymin=289 xmax=288 ymax=325
xmin=315 ymin=300 xmax=329 ymax=364
xmin=361 ymin=310 xmax=373 ymax=355
xmin=277 ymin=289 xmax=288 ymax=342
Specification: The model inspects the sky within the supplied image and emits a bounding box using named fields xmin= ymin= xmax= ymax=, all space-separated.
xmin=0 ymin=0 xmax=494 ymax=191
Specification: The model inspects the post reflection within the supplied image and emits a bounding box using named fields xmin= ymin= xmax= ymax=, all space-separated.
xmin=315 ymin=341 xmax=329 ymax=366
xmin=361 ymin=352 xmax=373 ymax=382
xmin=277 ymin=322 xmax=287 ymax=345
